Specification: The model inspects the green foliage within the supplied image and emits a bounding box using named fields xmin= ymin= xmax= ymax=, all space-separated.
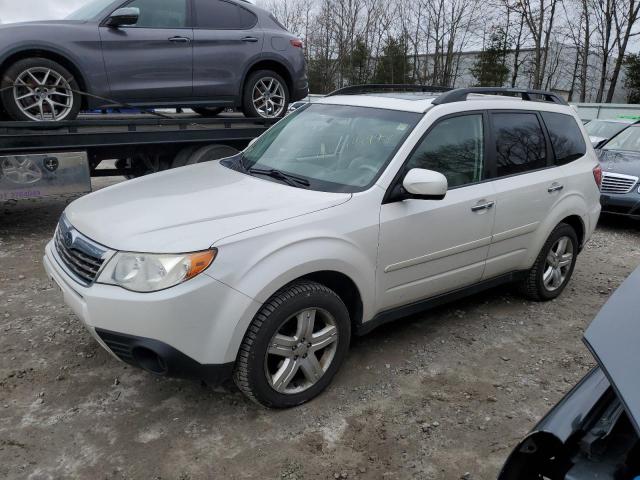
xmin=373 ymin=36 xmax=410 ymax=84
xmin=471 ymin=30 xmax=510 ymax=87
xmin=345 ymin=36 xmax=371 ymax=85
xmin=624 ymin=53 xmax=640 ymax=104
xmin=308 ymin=57 xmax=335 ymax=95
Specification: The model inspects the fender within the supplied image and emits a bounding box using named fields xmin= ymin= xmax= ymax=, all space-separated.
xmin=0 ymin=41 xmax=106 ymax=105
xmin=519 ymin=191 xmax=589 ymax=270
xmin=208 ymin=234 xmax=378 ymax=363
xmin=238 ymin=52 xmax=295 ymax=97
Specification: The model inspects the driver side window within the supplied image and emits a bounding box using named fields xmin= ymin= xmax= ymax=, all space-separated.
xmin=124 ymin=0 xmax=188 ymax=28
xmin=406 ymin=114 xmax=485 ymax=188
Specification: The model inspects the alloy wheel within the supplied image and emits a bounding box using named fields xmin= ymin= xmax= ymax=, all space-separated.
xmin=252 ymin=77 xmax=286 ymax=118
xmin=12 ymin=67 xmax=74 ymax=121
xmin=542 ymin=236 xmax=574 ymax=292
xmin=264 ymin=308 xmax=339 ymax=394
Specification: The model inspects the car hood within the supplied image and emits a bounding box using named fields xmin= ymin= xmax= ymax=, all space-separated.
xmin=64 ymin=161 xmax=351 ymax=253
xmin=598 ymin=149 xmax=640 ymax=177
xmin=584 ymin=266 xmax=640 ymax=436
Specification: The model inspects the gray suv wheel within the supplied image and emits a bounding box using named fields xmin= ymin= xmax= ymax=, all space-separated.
xmin=242 ymin=70 xmax=290 ymax=119
xmin=1 ymin=58 xmax=81 ymax=121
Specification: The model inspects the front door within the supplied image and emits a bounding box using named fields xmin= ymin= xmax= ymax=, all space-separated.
xmin=377 ymin=113 xmax=496 ymax=312
xmin=99 ymin=0 xmax=193 ymax=101
xmin=191 ymin=0 xmax=264 ymax=99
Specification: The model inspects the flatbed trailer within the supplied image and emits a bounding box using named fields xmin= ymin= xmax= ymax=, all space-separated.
xmin=0 ymin=114 xmax=277 ymax=200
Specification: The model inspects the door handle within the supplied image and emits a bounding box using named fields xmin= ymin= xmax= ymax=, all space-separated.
xmin=241 ymin=36 xmax=259 ymax=42
xmin=548 ymin=183 xmax=564 ymax=193
xmin=168 ymin=36 xmax=191 ymax=43
xmin=471 ymin=200 xmax=495 ymax=212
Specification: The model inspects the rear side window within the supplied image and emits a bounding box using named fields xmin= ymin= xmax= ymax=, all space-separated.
xmin=406 ymin=114 xmax=485 ymax=188
xmin=194 ymin=0 xmax=257 ymax=29
xmin=491 ymin=112 xmax=547 ymax=177
xmin=541 ymin=112 xmax=587 ymax=165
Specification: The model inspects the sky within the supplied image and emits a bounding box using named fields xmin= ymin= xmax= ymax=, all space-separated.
xmin=0 ymin=0 xmax=88 ymax=23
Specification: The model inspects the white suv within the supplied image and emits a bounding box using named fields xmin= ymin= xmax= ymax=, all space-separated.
xmin=44 ymin=87 xmax=602 ymax=408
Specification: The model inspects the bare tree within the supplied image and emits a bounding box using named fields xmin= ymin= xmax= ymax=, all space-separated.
xmin=606 ymin=0 xmax=640 ymax=101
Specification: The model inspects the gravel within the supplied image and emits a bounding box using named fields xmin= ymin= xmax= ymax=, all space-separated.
xmin=1 ymin=177 xmax=639 ymax=479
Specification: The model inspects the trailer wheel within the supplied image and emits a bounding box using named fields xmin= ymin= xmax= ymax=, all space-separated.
xmin=192 ymin=107 xmax=225 ymax=117
xmin=179 ymin=144 xmax=239 ymax=167
xmin=170 ymin=145 xmax=199 ymax=169
xmin=1 ymin=57 xmax=82 ymax=121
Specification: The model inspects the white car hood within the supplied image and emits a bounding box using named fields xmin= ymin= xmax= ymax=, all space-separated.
xmin=65 ymin=161 xmax=351 ymax=253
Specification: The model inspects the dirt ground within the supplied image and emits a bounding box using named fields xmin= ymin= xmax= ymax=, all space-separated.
xmin=1 ymin=177 xmax=639 ymax=480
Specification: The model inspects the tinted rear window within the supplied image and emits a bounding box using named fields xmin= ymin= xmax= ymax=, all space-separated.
xmin=492 ymin=112 xmax=547 ymax=177
xmin=194 ymin=0 xmax=257 ymax=29
xmin=542 ymin=112 xmax=587 ymax=165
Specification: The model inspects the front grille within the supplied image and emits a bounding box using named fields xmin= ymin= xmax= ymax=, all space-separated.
xmin=601 ymin=172 xmax=638 ymax=194
xmin=54 ymin=217 xmax=106 ymax=285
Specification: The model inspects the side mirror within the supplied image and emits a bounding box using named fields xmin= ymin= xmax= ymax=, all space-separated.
xmin=106 ymin=7 xmax=139 ymax=27
xmin=401 ymin=168 xmax=448 ymax=200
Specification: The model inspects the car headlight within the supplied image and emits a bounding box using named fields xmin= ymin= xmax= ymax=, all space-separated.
xmin=97 ymin=249 xmax=217 ymax=292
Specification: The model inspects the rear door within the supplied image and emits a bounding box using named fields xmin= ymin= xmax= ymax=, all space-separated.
xmin=99 ymin=0 xmax=193 ymax=101
xmin=377 ymin=113 xmax=496 ymax=311
xmin=191 ymin=0 xmax=263 ymax=99
xmin=482 ymin=111 xmax=567 ymax=279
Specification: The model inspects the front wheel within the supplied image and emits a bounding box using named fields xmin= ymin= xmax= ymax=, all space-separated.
xmin=1 ymin=57 xmax=81 ymax=121
xmin=242 ymin=70 xmax=289 ymax=119
xmin=520 ymin=223 xmax=579 ymax=301
xmin=233 ymin=281 xmax=351 ymax=408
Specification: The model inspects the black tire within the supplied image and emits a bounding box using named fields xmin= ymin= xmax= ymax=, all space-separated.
xmin=519 ymin=223 xmax=579 ymax=301
xmin=174 ymin=144 xmax=239 ymax=168
xmin=233 ymin=281 xmax=351 ymax=408
xmin=192 ymin=107 xmax=225 ymax=117
xmin=170 ymin=145 xmax=199 ymax=169
xmin=1 ymin=57 xmax=82 ymax=121
xmin=241 ymin=70 xmax=290 ymax=119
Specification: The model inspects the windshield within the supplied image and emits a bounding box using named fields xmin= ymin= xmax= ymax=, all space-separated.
xmin=66 ymin=0 xmax=115 ymax=20
xmin=585 ymin=120 xmax=630 ymax=139
xmin=236 ymin=104 xmax=420 ymax=193
xmin=602 ymin=125 xmax=640 ymax=153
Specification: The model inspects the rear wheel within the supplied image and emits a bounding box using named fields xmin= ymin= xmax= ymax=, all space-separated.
xmin=1 ymin=57 xmax=81 ymax=121
xmin=520 ymin=223 xmax=578 ymax=301
xmin=233 ymin=281 xmax=351 ymax=408
xmin=242 ymin=70 xmax=289 ymax=119
xmin=192 ymin=107 xmax=225 ymax=117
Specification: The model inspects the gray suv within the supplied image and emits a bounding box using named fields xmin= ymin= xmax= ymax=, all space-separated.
xmin=0 ymin=0 xmax=308 ymax=121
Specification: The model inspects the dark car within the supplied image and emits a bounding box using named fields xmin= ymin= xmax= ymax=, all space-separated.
xmin=597 ymin=124 xmax=640 ymax=220
xmin=0 ymin=0 xmax=308 ymax=121
xmin=584 ymin=118 xmax=636 ymax=148
xmin=499 ymin=267 xmax=640 ymax=479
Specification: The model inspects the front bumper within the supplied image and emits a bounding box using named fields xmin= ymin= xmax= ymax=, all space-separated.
xmin=600 ymin=190 xmax=640 ymax=219
xmin=43 ymin=241 xmax=260 ymax=379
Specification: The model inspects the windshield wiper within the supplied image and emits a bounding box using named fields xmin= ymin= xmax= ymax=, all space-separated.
xmin=248 ymin=167 xmax=311 ymax=188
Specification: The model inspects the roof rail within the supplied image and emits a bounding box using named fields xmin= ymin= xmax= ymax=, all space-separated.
xmin=327 ymin=84 xmax=452 ymax=97
xmin=432 ymin=87 xmax=568 ymax=106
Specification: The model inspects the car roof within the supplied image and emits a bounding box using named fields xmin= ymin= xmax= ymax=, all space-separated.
xmin=315 ymin=92 xmax=575 ymax=114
